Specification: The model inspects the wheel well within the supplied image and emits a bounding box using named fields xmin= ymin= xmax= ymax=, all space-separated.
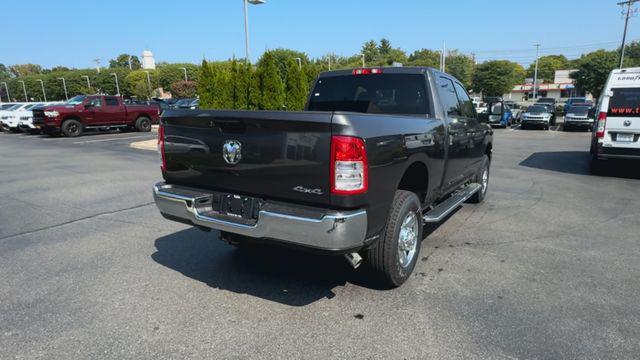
xmin=136 ymin=114 xmax=151 ymax=121
xmin=62 ymin=116 xmax=81 ymax=124
xmin=397 ymin=162 xmax=429 ymax=204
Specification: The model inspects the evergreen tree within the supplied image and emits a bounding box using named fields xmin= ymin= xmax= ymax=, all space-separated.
xmin=255 ymin=52 xmax=285 ymax=110
xmin=285 ymin=58 xmax=308 ymax=111
xmin=211 ymin=63 xmax=232 ymax=109
xmin=198 ymin=60 xmax=215 ymax=109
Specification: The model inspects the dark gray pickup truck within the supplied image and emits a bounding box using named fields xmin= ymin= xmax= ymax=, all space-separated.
xmin=153 ymin=67 xmax=493 ymax=287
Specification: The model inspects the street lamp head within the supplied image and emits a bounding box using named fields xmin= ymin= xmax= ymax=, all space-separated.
xmin=247 ymin=0 xmax=265 ymax=4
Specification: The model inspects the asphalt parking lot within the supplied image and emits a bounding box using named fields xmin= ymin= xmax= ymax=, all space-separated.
xmin=1 ymin=124 xmax=640 ymax=359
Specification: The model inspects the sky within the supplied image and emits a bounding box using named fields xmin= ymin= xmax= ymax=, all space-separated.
xmin=2 ymin=0 xmax=639 ymax=69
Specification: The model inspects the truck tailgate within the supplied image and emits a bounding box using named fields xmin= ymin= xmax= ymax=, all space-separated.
xmin=161 ymin=110 xmax=333 ymax=206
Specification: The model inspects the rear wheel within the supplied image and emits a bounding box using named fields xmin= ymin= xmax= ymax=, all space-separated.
xmin=365 ymin=190 xmax=422 ymax=288
xmin=135 ymin=117 xmax=152 ymax=132
xmin=61 ymin=119 xmax=82 ymax=137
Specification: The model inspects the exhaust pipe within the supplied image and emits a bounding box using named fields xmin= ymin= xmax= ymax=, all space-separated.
xmin=344 ymin=252 xmax=363 ymax=269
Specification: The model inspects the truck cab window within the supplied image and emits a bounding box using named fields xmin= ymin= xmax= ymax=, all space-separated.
xmin=453 ymin=82 xmax=476 ymax=119
xmin=88 ymin=98 xmax=102 ymax=107
xmin=105 ymin=97 xmax=119 ymax=106
xmin=307 ymin=74 xmax=429 ymax=115
xmin=437 ymin=77 xmax=461 ymax=117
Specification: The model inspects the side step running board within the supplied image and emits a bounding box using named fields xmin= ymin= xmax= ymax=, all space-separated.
xmin=422 ymin=183 xmax=482 ymax=223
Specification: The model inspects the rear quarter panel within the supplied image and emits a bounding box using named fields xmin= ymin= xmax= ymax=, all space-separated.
xmin=331 ymin=112 xmax=446 ymax=237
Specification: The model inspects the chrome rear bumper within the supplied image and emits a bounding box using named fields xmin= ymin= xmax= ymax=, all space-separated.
xmin=153 ymin=182 xmax=368 ymax=251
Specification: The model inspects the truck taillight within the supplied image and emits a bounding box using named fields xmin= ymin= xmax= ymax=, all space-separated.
xmin=596 ymin=111 xmax=607 ymax=138
xmin=158 ymin=124 xmax=166 ymax=171
xmin=331 ymin=136 xmax=368 ymax=195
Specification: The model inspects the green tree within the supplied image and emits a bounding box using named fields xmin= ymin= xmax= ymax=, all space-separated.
xmin=9 ymin=64 xmax=43 ymax=77
xmin=407 ymin=49 xmax=441 ymax=67
xmin=254 ymin=52 xmax=285 ymax=110
xmin=570 ymin=49 xmax=618 ymax=100
xmin=126 ymin=70 xmax=157 ymax=99
xmin=473 ymin=60 xmax=525 ymax=97
xmin=109 ymin=54 xmax=142 ymax=70
xmin=446 ymin=51 xmax=474 ymax=89
xmin=212 ymin=63 xmax=232 ymax=109
xmin=361 ymin=40 xmax=380 ymax=64
xmin=526 ymin=55 xmax=569 ymax=82
xmin=170 ymin=80 xmax=197 ymax=98
xmin=198 ymin=60 xmax=215 ymax=109
xmin=622 ymin=40 xmax=640 ymax=67
xmin=284 ymin=58 xmax=308 ymax=111
xmin=157 ymin=63 xmax=200 ymax=91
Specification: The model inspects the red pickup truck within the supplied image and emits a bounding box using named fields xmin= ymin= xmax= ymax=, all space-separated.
xmin=32 ymin=95 xmax=161 ymax=137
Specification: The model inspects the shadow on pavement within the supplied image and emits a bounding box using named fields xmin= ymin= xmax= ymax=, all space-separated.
xmin=519 ymin=151 xmax=640 ymax=179
xmin=151 ymin=227 xmax=388 ymax=307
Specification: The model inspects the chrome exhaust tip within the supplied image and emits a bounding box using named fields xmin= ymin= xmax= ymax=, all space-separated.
xmin=344 ymin=252 xmax=363 ymax=269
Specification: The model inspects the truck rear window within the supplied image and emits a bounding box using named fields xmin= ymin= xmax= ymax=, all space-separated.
xmin=608 ymin=88 xmax=640 ymax=117
xmin=307 ymin=74 xmax=429 ymax=115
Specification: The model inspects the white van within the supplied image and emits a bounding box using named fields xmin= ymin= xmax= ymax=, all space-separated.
xmin=590 ymin=67 xmax=640 ymax=169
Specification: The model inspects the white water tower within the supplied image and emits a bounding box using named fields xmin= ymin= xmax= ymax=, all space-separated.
xmin=141 ymin=50 xmax=156 ymax=70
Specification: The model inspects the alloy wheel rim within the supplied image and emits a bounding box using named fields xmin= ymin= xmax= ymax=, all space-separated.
xmin=482 ymin=168 xmax=489 ymax=194
xmin=398 ymin=212 xmax=419 ymax=268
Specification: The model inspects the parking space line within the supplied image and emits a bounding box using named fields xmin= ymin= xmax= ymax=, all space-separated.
xmin=510 ymin=125 xmax=521 ymax=131
xmin=73 ymin=135 xmax=156 ymax=144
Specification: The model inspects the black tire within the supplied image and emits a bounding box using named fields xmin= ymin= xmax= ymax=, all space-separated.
xmin=61 ymin=119 xmax=82 ymax=137
xmin=135 ymin=117 xmax=152 ymax=132
xmin=468 ymin=154 xmax=490 ymax=204
xmin=365 ymin=190 xmax=422 ymax=288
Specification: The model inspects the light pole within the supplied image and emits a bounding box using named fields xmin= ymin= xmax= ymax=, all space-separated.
xmin=37 ymin=79 xmax=47 ymax=102
xmin=81 ymin=75 xmax=91 ymax=89
xmin=532 ymin=44 xmax=540 ymax=100
xmin=179 ymin=67 xmax=188 ymax=82
xmin=144 ymin=70 xmax=152 ymax=99
xmin=243 ymin=0 xmax=265 ymax=64
xmin=128 ymin=55 xmax=133 ymax=70
xmin=57 ymin=77 xmax=68 ymax=100
xmin=1 ymin=82 xmax=10 ymax=101
xmin=294 ymin=57 xmax=302 ymax=69
xmin=361 ymin=54 xmax=366 ymax=67
xmin=18 ymin=80 xmax=28 ymax=101
xmin=110 ymin=73 xmax=120 ymax=95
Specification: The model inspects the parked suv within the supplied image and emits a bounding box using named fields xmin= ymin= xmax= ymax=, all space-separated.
xmin=590 ymin=67 xmax=640 ymax=171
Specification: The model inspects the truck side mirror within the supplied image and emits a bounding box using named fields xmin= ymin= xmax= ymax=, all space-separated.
xmin=84 ymin=103 xmax=93 ymax=109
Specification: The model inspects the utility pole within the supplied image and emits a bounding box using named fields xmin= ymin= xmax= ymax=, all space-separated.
xmin=532 ymin=44 xmax=541 ymax=100
xmin=618 ymin=0 xmax=640 ymax=68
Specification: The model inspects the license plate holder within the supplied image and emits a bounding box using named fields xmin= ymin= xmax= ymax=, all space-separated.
xmin=218 ymin=193 xmax=260 ymax=220
xmin=617 ymin=133 xmax=634 ymax=142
